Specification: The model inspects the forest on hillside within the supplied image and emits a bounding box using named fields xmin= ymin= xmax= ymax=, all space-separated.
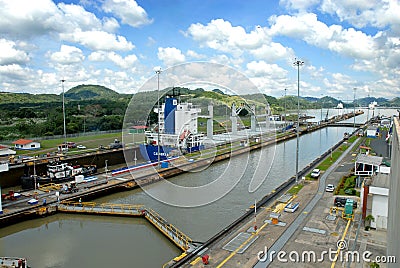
xmin=0 ymin=84 xmax=398 ymax=142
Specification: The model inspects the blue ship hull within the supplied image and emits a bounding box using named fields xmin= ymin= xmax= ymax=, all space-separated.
xmin=139 ymin=144 xmax=204 ymax=162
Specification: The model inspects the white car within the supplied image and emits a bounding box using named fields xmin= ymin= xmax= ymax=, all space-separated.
xmin=326 ymin=184 xmax=335 ymax=192
xmin=77 ymin=145 xmax=86 ymax=149
xmin=310 ymin=169 xmax=321 ymax=178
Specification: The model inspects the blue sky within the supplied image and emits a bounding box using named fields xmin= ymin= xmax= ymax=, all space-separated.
xmin=0 ymin=0 xmax=399 ymax=100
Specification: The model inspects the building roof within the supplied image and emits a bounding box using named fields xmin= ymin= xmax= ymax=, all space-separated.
xmin=367 ymin=126 xmax=378 ymax=131
xmin=12 ymin=139 xmax=34 ymax=145
xmin=356 ymin=154 xmax=383 ymax=166
xmin=371 ymin=173 xmax=390 ymax=189
xmin=132 ymin=125 xmax=147 ymax=129
xmin=0 ymin=148 xmax=16 ymax=156
xmin=0 ymin=145 xmax=8 ymax=150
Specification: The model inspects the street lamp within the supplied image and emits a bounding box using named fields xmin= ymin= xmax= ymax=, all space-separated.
xmin=353 ymin=88 xmax=357 ymax=129
xmin=284 ymin=88 xmax=287 ymax=125
xmin=320 ymin=94 xmax=323 ymax=123
xmin=366 ymin=91 xmax=370 ymax=124
xmin=293 ymin=58 xmax=304 ymax=184
xmin=105 ymin=160 xmax=108 ymax=183
xmin=61 ymin=79 xmax=67 ymax=152
xmin=155 ymin=68 xmax=162 ymax=167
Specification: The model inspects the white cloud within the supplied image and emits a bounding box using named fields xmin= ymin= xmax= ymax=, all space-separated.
xmin=157 ymin=47 xmax=186 ymax=67
xmin=209 ymin=54 xmax=244 ymax=68
xmin=250 ymin=43 xmax=294 ymax=61
xmin=0 ymin=0 xmax=61 ymax=37
xmin=57 ymin=3 xmax=103 ymax=31
xmin=89 ymin=51 xmax=138 ymax=69
xmin=0 ymin=39 xmax=30 ymax=65
xmin=246 ymin=61 xmax=288 ymax=79
xmin=102 ymin=0 xmax=153 ymax=27
xmin=102 ymin=17 xmax=120 ymax=32
xmin=323 ymin=72 xmax=357 ymax=96
xmin=50 ymin=45 xmax=85 ymax=64
xmin=320 ymin=0 xmax=400 ymax=30
xmin=186 ymin=50 xmax=206 ymax=59
xmin=60 ymin=30 xmax=134 ymax=51
xmin=351 ymin=33 xmax=400 ymax=77
xmin=269 ymin=13 xmax=378 ymax=59
xmin=279 ymin=0 xmax=320 ymax=12
xmin=245 ymin=61 xmax=290 ymax=95
xmin=0 ymin=64 xmax=29 ymax=80
xmin=186 ymin=19 xmax=270 ymax=57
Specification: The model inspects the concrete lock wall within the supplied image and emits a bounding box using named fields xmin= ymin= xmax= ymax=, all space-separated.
xmin=387 ymin=117 xmax=400 ymax=267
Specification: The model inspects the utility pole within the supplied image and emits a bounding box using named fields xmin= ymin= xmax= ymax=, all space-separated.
xmin=155 ymin=68 xmax=162 ymax=167
xmin=105 ymin=160 xmax=108 ymax=183
xmin=320 ymin=94 xmax=323 ymax=123
xmin=293 ymin=58 xmax=304 ymax=184
xmin=366 ymin=92 xmax=370 ymax=124
xmin=284 ymin=88 xmax=287 ymax=125
xmin=61 ymin=79 xmax=67 ymax=153
xmin=353 ymin=88 xmax=357 ymax=129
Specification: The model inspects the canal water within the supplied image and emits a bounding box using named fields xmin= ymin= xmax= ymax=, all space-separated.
xmin=0 ymin=124 xmax=362 ymax=268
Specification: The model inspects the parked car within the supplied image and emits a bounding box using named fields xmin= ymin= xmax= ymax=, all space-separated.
xmin=334 ymin=197 xmax=357 ymax=208
xmin=77 ymin=145 xmax=86 ymax=149
xmin=109 ymin=139 xmax=123 ymax=149
xmin=310 ymin=169 xmax=321 ymax=178
xmin=58 ymin=144 xmax=68 ymax=152
xmin=63 ymin=141 xmax=76 ymax=148
xmin=326 ymin=184 xmax=335 ymax=192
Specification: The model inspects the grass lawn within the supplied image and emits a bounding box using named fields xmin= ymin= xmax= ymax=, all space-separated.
xmin=40 ymin=132 xmax=123 ymax=149
xmin=305 ymin=136 xmax=360 ymax=179
xmin=287 ymin=183 xmax=304 ymax=195
xmin=12 ymin=132 xmax=142 ymax=157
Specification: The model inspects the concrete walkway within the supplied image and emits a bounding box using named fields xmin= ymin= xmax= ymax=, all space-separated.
xmin=253 ymin=139 xmax=359 ymax=267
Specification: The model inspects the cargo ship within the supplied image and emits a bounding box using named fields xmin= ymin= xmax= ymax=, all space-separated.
xmin=21 ymin=161 xmax=97 ymax=190
xmin=139 ymin=94 xmax=204 ymax=162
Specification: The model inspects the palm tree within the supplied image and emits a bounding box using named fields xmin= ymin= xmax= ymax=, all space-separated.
xmin=364 ymin=214 xmax=375 ymax=230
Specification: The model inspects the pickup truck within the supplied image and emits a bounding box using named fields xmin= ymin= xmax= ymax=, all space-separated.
xmin=109 ymin=139 xmax=123 ymax=149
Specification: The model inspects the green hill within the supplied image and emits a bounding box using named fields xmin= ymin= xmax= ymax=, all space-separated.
xmin=64 ymin=84 xmax=123 ymax=100
xmin=0 ymin=92 xmax=58 ymax=104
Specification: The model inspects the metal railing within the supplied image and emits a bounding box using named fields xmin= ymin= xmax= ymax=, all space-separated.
xmin=145 ymin=208 xmax=193 ymax=251
xmin=58 ymin=202 xmax=193 ymax=252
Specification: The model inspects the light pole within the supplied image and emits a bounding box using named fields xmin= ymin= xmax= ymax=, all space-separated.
xmin=293 ymin=58 xmax=304 ymax=184
xmin=320 ymin=94 xmax=323 ymax=123
xmin=284 ymin=88 xmax=287 ymax=125
xmin=155 ymin=68 xmax=162 ymax=167
xmin=61 ymin=79 xmax=67 ymax=152
xmin=105 ymin=160 xmax=108 ymax=182
xmin=353 ymin=88 xmax=357 ymax=129
xmin=366 ymin=91 xmax=370 ymax=124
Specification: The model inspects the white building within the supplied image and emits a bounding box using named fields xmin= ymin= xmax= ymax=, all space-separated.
xmin=366 ymin=126 xmax=379 ymax=138
xmin=354 ymin=154 xmax=383 ymax=176
xmin=361 ymin=173 xmax=390 ymax=229
xmin=12 ymin=139 xmax=41 ymax=150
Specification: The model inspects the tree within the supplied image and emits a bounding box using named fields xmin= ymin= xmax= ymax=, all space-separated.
xmin=364 ymin=214 xmax=375 ymax=230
